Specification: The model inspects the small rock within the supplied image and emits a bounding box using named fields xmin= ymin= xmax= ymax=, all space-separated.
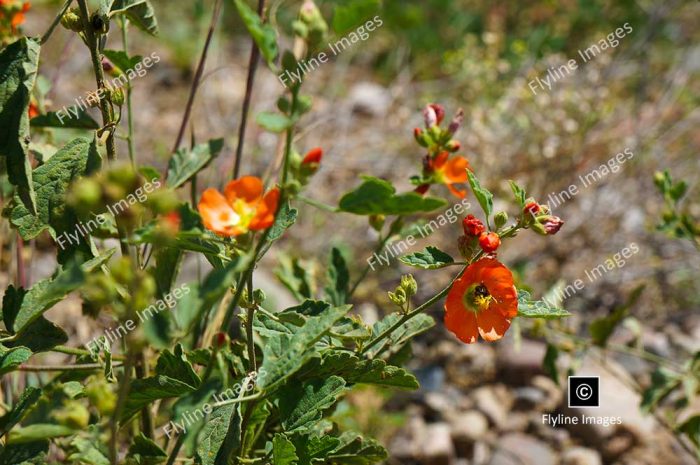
xmin=496 ymin=339 xmax=547 ymax=385
xmin=348 ymin=82 xmax=391 ymax=117
xmin=512 ymin=387 xmax=545 ymax=411
xmin=489 ymin=433 xmax=556 ymax=465
xmin=562 ymin=447 xmax=602 ymax=465
xmin=419 ymin=422 xmax=455 ymax=465
xmin=473 ymin=442 xmax=490 ymax=465
xmin=449 ymin=410 xmax=489 ymax=456
xmin=531 ymin=375 xmax=563 ymax=412
xmin=472 ymin=385 xmax=512 ymax=428
xmin=501 ymin=412 xmax=529 ymax=432
xmin=445 ymin=343 xmax=497 ymax=388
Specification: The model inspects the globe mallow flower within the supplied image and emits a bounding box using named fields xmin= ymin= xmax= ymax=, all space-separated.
xmin=198 ymin=176 xmax=279 ymax=237
xmin=445 ymin=258 xmax=518 ymax=343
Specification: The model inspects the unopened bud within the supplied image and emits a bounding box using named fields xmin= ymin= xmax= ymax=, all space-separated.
xmin=423 ymin=105 xmax=437 ymax=128
xmin=478 ymin=232 xmax=501 ymax=253
xmin=400 ymin=274 xmax=417 ymax=297
xmin=494 ymin=211 xmax=508 ymax=230
xmin=369 ymin=214 xmax=385 ymax=232
xmin=60 ymin=8 xmax=83 ymax=32
xmin=414 ymin=128 xmax=429 ymax=147
xmin=447 ymin=108 xmax=464 ymax=135
xmin=445 ymin=139 xmax=461 ymax=152
xmin=539 ymin=216 xmax=564 ymax=235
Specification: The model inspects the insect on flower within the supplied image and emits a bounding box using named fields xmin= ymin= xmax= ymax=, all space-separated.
xmin=198 ymin=176 xmax=279 ymax=237
xmin=445 ymin=258 xmax=518 ymax=343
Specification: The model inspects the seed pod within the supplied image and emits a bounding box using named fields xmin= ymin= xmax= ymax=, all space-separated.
xmin=60 ymin=8 xmax=83 ymax=32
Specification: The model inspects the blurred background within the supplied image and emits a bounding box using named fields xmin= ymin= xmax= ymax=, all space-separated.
xmin=7 ymin=0 xmax=700 ymax=464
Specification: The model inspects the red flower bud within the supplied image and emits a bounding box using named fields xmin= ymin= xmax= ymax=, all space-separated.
xmin=462 ymin=214 xmax=485 ymax=237
xmin=102 ymin=58 xmax=114 ymax=73
xmin=540 ymin=216 xmax=564 ymax=235
xmin=414 ymin=128 xmax=428 ymax=147
xmin=415 ymin=184 xmax=430 ymax=195
xmin=302 ymin=147 xmax=323 ymax=165
xmin=447 ymin=108 xmax=464 ymax=135
xmin=214 ymin=331 xmax=228 ymax=349
xmin=478 ymin=232 xmax=501 ymax=253
xmin=423 ymin=105 xmax=437 ymax=127
xmin=429 ymin=104 xmax=445 ymax=125
xmin=445 ymin=140 xmax=461 ymax=152
xmin=524 ymin=201 xmax=541 ymax=217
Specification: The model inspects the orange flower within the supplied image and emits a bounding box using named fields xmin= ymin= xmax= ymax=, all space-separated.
xmin=198 ymin=176 xmax=279 ymax=237
xmin=432 ymin=151 xmax=471 ymax=198
xmin=444 ymin=258 xmax=517 ymax=343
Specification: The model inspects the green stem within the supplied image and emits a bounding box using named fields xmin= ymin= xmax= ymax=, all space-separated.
xmin=349 ymin=233 xmax=392 ymax=297
xmin=76 ymin=0 xmax=117 ymax=161
xmin=297 ymin=195 xmax=337 ymax=212
xmin=109 ymin=352 xmax=135 ymax=465
xmin=165 ymin=434 xmax=186 ymax=465
xmin=361 ymin=265 xmax=468 ymax=355
xmin=246 ymin=276 xmax=257 ymax=371
xmin=17 ymin=362 xmax=123 ymax=371
xmin=120 ymin=17 xmax=136 ymax=167
xmin=41 ymin=0 xmax=73 ymax=45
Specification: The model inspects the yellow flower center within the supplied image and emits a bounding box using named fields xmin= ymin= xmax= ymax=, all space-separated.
xmin=230 ymin=198 xmax=258 ymax=232
xmin=464 ymin=283 xmax=493 ymax=313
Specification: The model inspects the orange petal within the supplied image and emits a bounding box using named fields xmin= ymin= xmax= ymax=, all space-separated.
xmin=442 ymin=156 xmax=470 ymax=183
xmin=445 ymin=182 xmax=467 ymax=199
xmin=249 ymin=187 xmax=280 ymax=231
xmin=432 ymin=151 xmax=449 ymax=169
xmin=224 ymin=176 xmax=264 ymax=205
xmin=302 ymin=147 xmax=323 ymax=165
xmin=198 ymin=188 xmax=240 ymax=237
xmin=476 ymin=305 xmax=512 ymax=341
xmin=444 ymin=275 xmax=478 ymax=344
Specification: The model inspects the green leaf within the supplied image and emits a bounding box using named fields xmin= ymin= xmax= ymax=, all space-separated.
xmin=326 ymin=431 xmax=388 ymax=465
xmin=0 ymin=345 xmax=31 ymax=375
xmin=640 ymin=368 xmax=681 ymax=413
xmin=110 ymin=0 xmax=159 ymax=36
xmin=8 ymin=251 xmax=114 ymax=334
xmin=121 ymin=375 xmax=195 ymax=423
xmin=155 ymin=344 xmax=201 ymax=389
xmin=6 ymin=316 xmax=68 ymax=353
xmin=267 ymin=202 xmax=297 ymax=243
xmin=508 ymin=180 xmax=526 ymax=207
xmin=279 ymin=376 xmax=347 ymax=432
xmin=339 ymin=176 xmax=446 ymax=216
xmin=543 ymin=343 xmax=559 ymax=385
xmin=332 ymin=0 xmax=381 ymax=34
xmin=365 ymin=313 xmax=435 ymax=358
xmin=0 ymin=387 xmax=41 ymax=436
xmin=7 ymin=424 xmax=75 ymax=444
xmin=68 ymin=437 xmax=110 ymax=465
xmin=399 ymin=246 xmax=454 ymax=269
xmin=166 ymin=139 xmax=224 ymax=189
xmin=275 ymin=255 xmax=315 ymax=302
xmin=102 ymin=49 xmax=143 ymax=74
xmin=516 ymin=289 xmax=571 ymax=320
xmin=127 ymin=433 xmax=167 ymax=464
xmin=325 ymin=248 xmax=349 ymax=306
xmin=677 ymin=415 xmax=700 ymax=458
xmin=256 ymin=112 xmax=293 ymax=133
xmin=0 ymin=37 xmax=41 ymax=213
xmin=272 ymin=434 xmax=298 ymax=465
xmin=257 ymin=305 xmax=351 ymax=390
xmin=0 ymin=440 xmax=48 ymax=465
xmin=467 ymin=171 xmax=493 ymax=218
xmin=234 ymin=0 xmax=278 ymax=67
xmin=590 ymin=285 xmax=644 ymax=347
xmin=29 ymin=108 xmax=99 ymax=130
xmin=196 ymin=403 xmax=241 ymax=465
xmin=314 ymin=352 xmax=419 ymax=389
xmin=9 ymin=137 xmax=100 ymax=240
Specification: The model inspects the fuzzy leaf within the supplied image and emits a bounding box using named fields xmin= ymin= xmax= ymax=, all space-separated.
xmin=0 ymin=345 xmax=31 ymax=375
xmin=121 ymin=376 xmax=195 ymax=423
xmin=0 ymin=387 xmax=41 ymax=436
xmin=267 ymin=202 xmax=297 ymax=243
xmin=590 ymin=285 xmax=643 ymax=347
xmin=272 ymin=434 xmax=298 ymax=465
xmin=399 ymin=246 xmax=454 ymax=269
xmin=155 ymin=344 xmax=201 ymax=389
xmin=196 ymin=403 xmax=240 ymax=465
xmin=256 ymin=112 xmax=293 ymax=133
xmin=29 ymin=108 xmax=99 ymax=130
xmin=0 ymin=37 xmax=41 ymax=212
xmin=127 ymin=433 xmax=167 ymax=463
xmin=365 ymin=313 xmax=435 ymax=358
xmin=102 ymin=49 xmax=143 ymax=74
xmin=339 ymin=176 xmax=446 ymax=216
xmin=9 ymin=137 xmax=100 ymax=240
xmin=110 ymin=0 xmax=159 ymax=36
xmin=8 ymin=424 xmax=75 ymax=444
xmin=234 ymin=0 xmax=278 ymax=67
xmin=517 ymin=289 xmax=571 ymax=320
xmin=467 ymin=171 xmax=493 ymax=218
xmin=315 ymin=352 xmax=419 ymax=389
xmin=166 ymin=139 xmax=224 ymax=189
xmin=0 ymin=440 xmax=48 ymax=465
xmin=257 ymin=305 xmax=351 ymax=390
xmin=640 ymin=368 xmax=681 ymax=413
xmin=325 ymin=248 xmax=349 ymax=306
xmin=508 ymin=180 xmax=526 ymax=207
xmin=279 ymin=376 xmax=347 ymax=432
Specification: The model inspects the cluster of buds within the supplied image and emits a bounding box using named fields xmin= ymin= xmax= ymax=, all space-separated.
xmin=412 ymin=104 xmax=470 ymax=198
xmin=521 ymin=200 xmax=564 ymax=235
xmin=388 ymin=274 xmax=418 ymax=313
xmin=414 ymin=103 xmax=464 ymax=154
xmin=292 ymin=0 xmax=327 ymax=49
xmin=458 ymin=214 xmax=501 ymax=257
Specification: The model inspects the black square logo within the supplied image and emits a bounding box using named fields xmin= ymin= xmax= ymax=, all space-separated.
xmin=568 ymin=376 xmax=600 ymax=408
